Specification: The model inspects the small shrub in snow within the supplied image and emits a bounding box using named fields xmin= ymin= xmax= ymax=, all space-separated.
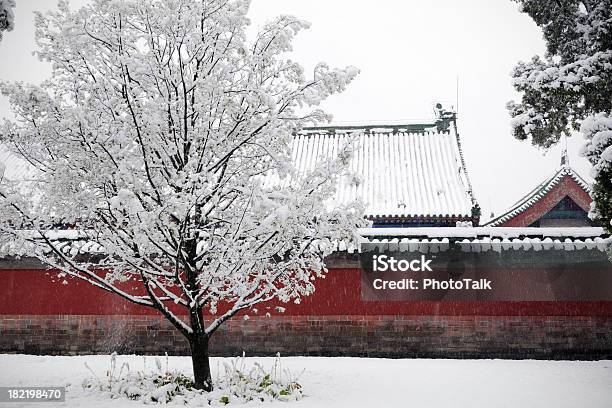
xmin=82 ymin=353 xmax=303 ymax=405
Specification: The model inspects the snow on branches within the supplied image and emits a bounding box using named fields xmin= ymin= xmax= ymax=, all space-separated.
xmin=581 ymin=114 xmax=612 ymax=223
xmin=0 ymin=0 xmax=362 ymax=388
xmin=0 ymin=0 xmax=14 ymax=41
xmin=508 ymin=0 xmax=612 ymax=147
xmin=507 ymin=49 xmax=612 ymax=147
xmin=581 ymin=114 xmax=612 ymax=175
xmin=508 ymin=0 xmax=612 ymax=229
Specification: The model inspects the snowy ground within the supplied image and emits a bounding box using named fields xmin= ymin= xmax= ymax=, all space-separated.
xmin=0 ymin=354 xmax=611 ymax=407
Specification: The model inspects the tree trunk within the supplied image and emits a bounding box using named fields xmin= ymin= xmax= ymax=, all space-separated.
xmin=189 ymin=332 xmax=212 ymax=391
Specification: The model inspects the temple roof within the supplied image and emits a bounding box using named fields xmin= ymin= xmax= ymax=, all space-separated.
xmin=295 ymin=121 xmax=477 ymax=221
xmin=0 ymin=117 xmax=478 ymax=223
xmin=485 ymin=165 xmax=591 ymax=227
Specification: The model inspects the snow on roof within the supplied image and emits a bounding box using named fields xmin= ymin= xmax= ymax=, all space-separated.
xmin=308 ymin=226 xmax=610 ymax=254
xmin=1 ymin=226 xmax=608 ymax=259
xmin=485 ymin=165 xmax=591 ymax=227
xmin=295 ymin=123 xmax=476 ymax=220
xmin=353 ymin=236 xmax=610 ymax=253
xmin=349 ymin=226 xmax=610 ymax=253
xmin=1 ymin=119 xmax=476 ymax=221
xmin=357 ymin=226 xmax=605 ymax=239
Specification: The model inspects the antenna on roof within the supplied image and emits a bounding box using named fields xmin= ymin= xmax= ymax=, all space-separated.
xmin=456 ymin=76 xmax=459 ymax=119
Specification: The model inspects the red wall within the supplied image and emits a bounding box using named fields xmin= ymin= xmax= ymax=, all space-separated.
xmin=1 ymin=268 xmax=611 ymax=317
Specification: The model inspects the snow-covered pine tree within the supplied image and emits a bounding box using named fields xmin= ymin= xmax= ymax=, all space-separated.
xmin=507 ymin=0 xmax=612 ymax=230
xmin=0 ymin=0 xmax=362 ymax=391
xmin=0 ymin=0 xmax=15 ymax=41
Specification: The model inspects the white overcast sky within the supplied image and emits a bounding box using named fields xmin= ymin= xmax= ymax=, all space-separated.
xmin=0 ymin=0 xmax=593 ymax=220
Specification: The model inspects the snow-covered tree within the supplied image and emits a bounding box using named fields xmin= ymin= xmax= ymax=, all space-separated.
xmin=0 ymin=0 xmax=15 ymax=41
xmin=0 ymin=0 xmax=362 ymax=390
xmin=507 ymin=0 xmax=612 ymax=229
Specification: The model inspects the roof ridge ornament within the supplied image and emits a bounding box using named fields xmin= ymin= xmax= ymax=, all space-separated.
xmin=434 ymin=103 xmax=456 ymax=132
xmin=560 ymin=133 xmax=570 ymax=168
xmin=560 ymin=149 xmax=570 ymax=168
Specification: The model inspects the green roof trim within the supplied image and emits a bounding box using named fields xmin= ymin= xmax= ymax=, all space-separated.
xmin=302 ymin=123 xmax=439 ymax=134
